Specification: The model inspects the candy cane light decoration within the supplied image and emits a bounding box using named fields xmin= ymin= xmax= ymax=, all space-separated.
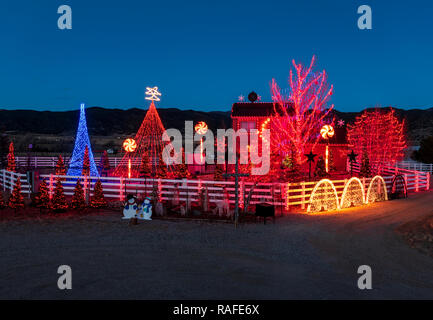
xmin=195 ymin=121 xmax=208 ymax=163
xmin=320 ymin=125 xmax=334 ymax=173
xmin=123 ymin=138 xmax=137 ymax=178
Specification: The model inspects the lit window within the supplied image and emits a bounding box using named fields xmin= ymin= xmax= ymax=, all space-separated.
xmin=240 ymin=121 xmax=256 ymax=131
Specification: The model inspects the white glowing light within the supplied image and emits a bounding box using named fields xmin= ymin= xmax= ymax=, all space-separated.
xmin=145 ymin=86 xmax=162 ymax=101
xmin=307 ymin=179 xmax=340 ymax=213
xmin=366 ymin=175 xmax=388 ymax=203
xmin=320 ymin=125 xmax=335 ymax=139
xmin=340 ymin=177 xmax=365 ymax=209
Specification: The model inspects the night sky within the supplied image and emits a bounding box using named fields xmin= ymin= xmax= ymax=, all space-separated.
xmin=0 ymin=0 xmax=432 ymax=112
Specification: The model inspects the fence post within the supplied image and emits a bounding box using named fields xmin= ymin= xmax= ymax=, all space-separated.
xmin=49 ymin=174 xmax=53 ymax=199
xmin=119 ymin=177 xmax=124 ymax=201
xmin=415 ymin=173 xmax=419 ymax=192
xmin=301 ymin=182 xmax=306 ymax=210
xmin=426 ymin=173 xmax=430 ymax=191
xmin=285 ymin=182 xmax=289 ymax=211
xmin=84 ymin=176 xmax=90 ymax=205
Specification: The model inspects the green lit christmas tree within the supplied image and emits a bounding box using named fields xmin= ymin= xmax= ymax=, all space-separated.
xmin=360 ymin=150 xmax=372 ymax=177
xmin=314 ymin=156 xmax=327 ymax=178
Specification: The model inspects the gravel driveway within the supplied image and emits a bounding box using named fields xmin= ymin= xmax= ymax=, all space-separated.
xmin=1 ymin=192 xmax=433 ymax=299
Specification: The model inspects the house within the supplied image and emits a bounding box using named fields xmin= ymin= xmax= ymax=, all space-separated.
xmin=231 ymin=98 xmax=350 ymax=172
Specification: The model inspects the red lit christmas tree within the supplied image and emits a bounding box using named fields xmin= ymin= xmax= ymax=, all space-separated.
xmin=347 ymin=108 xmax=406 ymax=172
xmin=90 ymin=179 xmax=106 ymax=209
xmin=155 ymin=155 xmax=168 ymax=179
xmin=213 ymin=164 xmax=224 ymax=181
xmin=51 ymin=179 xmax=68 ymax=212
xmin=7 ymin=142 xmax=16 ymax=172
xmin=100 ymin=150 xmax=110 ymax=176
xmin=35 ymin=179 xmax=50 ymax=212
xmin=56 ymin=155 xmax=66 ymax=178
xmin=139 ymin=152 xmax=152 ymax=177
xmin=81 ymin=146 xmax=90 ymax=176
xmin=8 ymin=177 xmax=24 ymax=211
xmin=113 ymin=100 xmax=172 ymax=178
xmin=0 ymin=191 xmax=5 ymax=209
xmin=71 ymin=180 xmax=86 ymax=210
xmin=176 ymin=148 xmax=190 ymax=179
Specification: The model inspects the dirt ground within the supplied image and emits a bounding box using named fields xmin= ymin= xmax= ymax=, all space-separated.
xmin=1 ymin=192 xmax=433 ymax=300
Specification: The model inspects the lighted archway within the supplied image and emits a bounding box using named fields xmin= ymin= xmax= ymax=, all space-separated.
xmin=390 ymin=174 xmax=407 ymax=200
xmin=366 ymin=175 xmax=388 ymax=203
xmin=340 ymin=177 xmax=365 ymax=209
xmin=307 ymin=179 xmax=340 ymax=213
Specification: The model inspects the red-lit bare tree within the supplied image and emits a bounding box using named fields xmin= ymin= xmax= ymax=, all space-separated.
xmin=347 ymin=108 xmax=406 ymax=172
xmin=270 ymin=56 xmax=334 ymax=164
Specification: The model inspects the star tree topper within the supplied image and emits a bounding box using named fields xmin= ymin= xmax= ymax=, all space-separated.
xmin=145 ymin=86 xmax=162 ymax=101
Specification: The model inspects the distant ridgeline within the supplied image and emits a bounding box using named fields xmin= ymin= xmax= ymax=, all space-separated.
xmin=0 ymin=106 xmax=432 ymax=143
xmin=0 ymin=107 xmax=232 ymax=136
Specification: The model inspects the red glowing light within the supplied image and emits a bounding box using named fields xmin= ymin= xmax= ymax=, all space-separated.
xmin=270 ymin=56 xmax=334 ymax=165
xmin=114 ymin=101 xmax=172 ymax=178
xmin=347 ymin=108 xmax=406 ymax=172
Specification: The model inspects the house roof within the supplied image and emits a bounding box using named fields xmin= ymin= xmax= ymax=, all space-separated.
xmin=231 ymin=102 xmax=291 ymax=118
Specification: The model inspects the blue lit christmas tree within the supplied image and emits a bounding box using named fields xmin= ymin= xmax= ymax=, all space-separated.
xmin=67 ymin=103 xmax=99 ymax=177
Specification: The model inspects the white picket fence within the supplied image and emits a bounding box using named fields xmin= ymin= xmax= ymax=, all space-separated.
xmin=394 ymin=161 xmax=433 ymax=173
xmin=348 ymin=161 xmax=430 ymax=192
xmin=0 ymin=170 xmax=32 ymax=196
xmin=15 ymin=156 xmax=124 ymax=168
xmin=0 ymin=168 xmax=429 ymax=212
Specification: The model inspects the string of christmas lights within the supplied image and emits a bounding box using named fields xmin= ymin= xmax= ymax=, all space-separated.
xmin=113 ymin=100 xmax=172 ymax=178
xmin=270 ymin=56 xmax=334 ymax=165
xmin=347 ymin=108 xmax=406 ymax=173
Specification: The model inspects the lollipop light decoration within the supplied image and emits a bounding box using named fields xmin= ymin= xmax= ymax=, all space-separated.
xmin=320 ymin=125 xmax=334 ymax=173
xmin=123 ymin=138 xmax=137 ymax=178
xmin=195 ymin=121 xmax=208 ymax=164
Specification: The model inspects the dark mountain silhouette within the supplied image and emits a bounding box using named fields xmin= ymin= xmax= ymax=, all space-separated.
xmin=0 ymin=107 xmax=232 ymax=136
xmin=0 ymin=106 xmax=432 ymax=143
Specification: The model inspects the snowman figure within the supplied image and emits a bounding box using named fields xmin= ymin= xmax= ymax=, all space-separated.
xmin=122 ymin=194 xmax=139 ymax=219
xmin=139 ymin=196 xmax=153 ymax=220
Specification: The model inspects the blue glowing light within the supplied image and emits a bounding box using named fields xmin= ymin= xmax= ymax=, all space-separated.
xmin=67 ymin=103 xmax=99 ymax=177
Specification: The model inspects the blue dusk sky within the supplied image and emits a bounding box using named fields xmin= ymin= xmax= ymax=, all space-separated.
xmin=0 ymin=0 xmax=432 ymax=112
